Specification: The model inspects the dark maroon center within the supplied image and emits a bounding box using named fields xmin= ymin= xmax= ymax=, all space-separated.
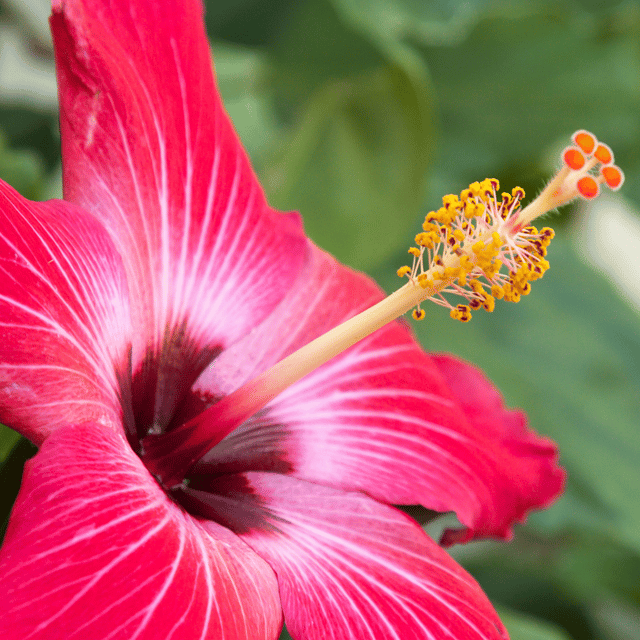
xmin=117 ymin=329 xmax=291 ymax=528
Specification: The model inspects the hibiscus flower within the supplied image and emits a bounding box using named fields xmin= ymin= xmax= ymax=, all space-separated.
xmin=0 ymin=0 xmax=622 ymax=638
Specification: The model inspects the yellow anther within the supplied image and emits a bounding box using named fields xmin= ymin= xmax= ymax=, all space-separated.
xmin=416 ymin=273 xmax=434 ymax=289
xmin=503 ymin=284 xmax=521 ymax=303
xmin=460 ymin=255 xmax=474 ymax=271
xmin=491 ymin=231 xmax=502 ymax=247
xmin=436 ymin=207 xmax=452 ymax=224
xmin=512 ymin=186 xmax=525 ymax=200
xmin=450 ymin=304 xmax=472 ymax=322
xmin=491 ymin=284 xmax=504 ymax=299
xmin=415 ymin=232 xmax=435 ymax=248
xmin=469 ymin=279 xmax=485 ymax=294
xmin=472 ymin=241 xmax=485 ymax=254
xmin=412 ymin=308 xmax=426 ymax=321
xmin=408 ymin=247 xmax=421 ymax=257
xmin=442 ymin=194 xmax=459 ymax=209
xmin=468 ymin=181 xmax=483 ymax=197
xmin=480 ymin=178 xmax=495 ymax=195
xmin=397 ymin=265 xmax=411 ymax=278
xmin=453 ymin=229 xmax=465 ymax=242
xmin=482 ymin=294 xmax=495 ymax=312
xmin=515 ymin=281 xmax=532 ymax=296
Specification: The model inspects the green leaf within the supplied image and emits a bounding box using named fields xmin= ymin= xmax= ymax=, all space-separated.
xmin=0 ymin=130 xmax=44 ymax=200
xmin=331 ymin=0 xmax=488 ymax=47
xmin=266 ymin=0 xmax=387 ymax=109
xmin=417 ymin=2 xmax=640 ymax=198
xmin=213 ymin=42 xmax=281 ymax=165
xmin=459 ymin=528 xmax=640 ymax=639
xmin=0 ymin=108 xmax=60 ymax=172
xmin=260 ymin=61 xmax=433 ymax=269
xmin=0 ymin=426 xmax=36 ymax=544
xmin=589 ymin=597 xmax=640 ymax=640
xmin=203 ymin=0 xmax=297 ymax=47
xmin=0 ymin=424 xmax=20 ymax=466
xmin=497 ymin=607 xmax=573 ymax=640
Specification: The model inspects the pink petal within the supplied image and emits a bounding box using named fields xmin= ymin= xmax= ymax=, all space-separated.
xmin=0 ymin=181 xmax=131 ymax=444
xmin=181 ymin=471 xmax=509 ymax=640
xmin=431 ymin=354 xmax=565 ymax=545
xmin=193 ymin=246 xmax=564 ymax=542
xmin=50 ymin=0 xmax=308 ymax=415
xmin=0 ymin=423 xmax=282 ymax=640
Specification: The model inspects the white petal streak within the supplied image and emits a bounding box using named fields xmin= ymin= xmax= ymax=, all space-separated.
xmin=129 ymin=524 xmax=186 ymax=640
xmin=239 ymin=473 xmax=507 ymax=640
xmin=0 ymin=202 xmax=123 ymax=386
xmin=25 ymin=517 xmax=172 ymax=637
xmin=1 ymin=424 xmax=282 ymax=639
xmin=170 ymin=38 xmax=193 ymax=322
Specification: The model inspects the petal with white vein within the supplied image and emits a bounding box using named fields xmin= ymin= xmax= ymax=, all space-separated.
xmin=182 ymin=471 xmax=509 ymax=640
xmin=0 ymin=180 xmax=131 ymax=444
xmin=0 ymin=423 xmax=282 ymax=640
xmin=51 ymin=0 xmax=308 ymax=362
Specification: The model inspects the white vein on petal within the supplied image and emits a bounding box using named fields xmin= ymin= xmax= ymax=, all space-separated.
xmin=259 ymin=500 xmax=495 ymax=640
xmin=129 ymin=520 xmax=187 ymax=640
xmin=0 ymin=203 xmax=125 ymax=389
xmin=22 ymin=516 xmax=171 ymax=638
xmin=170 ymin=38 xmax=193 ymax=325
xmin=191 ymin=521 xmax=218 ymax=640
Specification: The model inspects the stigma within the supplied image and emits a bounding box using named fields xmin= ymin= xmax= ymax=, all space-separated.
xmin=397 ymin=130 xmax=624 ymax=322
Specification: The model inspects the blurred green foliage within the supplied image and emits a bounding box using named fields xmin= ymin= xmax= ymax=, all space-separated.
xmin=1 ymin=0 xmax=639 ymax=638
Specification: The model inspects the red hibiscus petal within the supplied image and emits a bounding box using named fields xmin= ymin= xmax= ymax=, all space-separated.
xmin=51 ymin=0 xmax=307 ymax=361
xmin=0 ymin=181 xmax=131 ymax=444
xmin=193 ymin=246 xmax=564 ymax=542
xmin=0 ymin=423 xmax=282 ymax=640
xmin=181 ymin=471 xmax=509 ymax=640
xmin=431 ymin=354 xmax=566 ymax=545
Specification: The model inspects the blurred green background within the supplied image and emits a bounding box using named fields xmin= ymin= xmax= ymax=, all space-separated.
xmin=1 ymin=0 xmax=639 ymax=638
